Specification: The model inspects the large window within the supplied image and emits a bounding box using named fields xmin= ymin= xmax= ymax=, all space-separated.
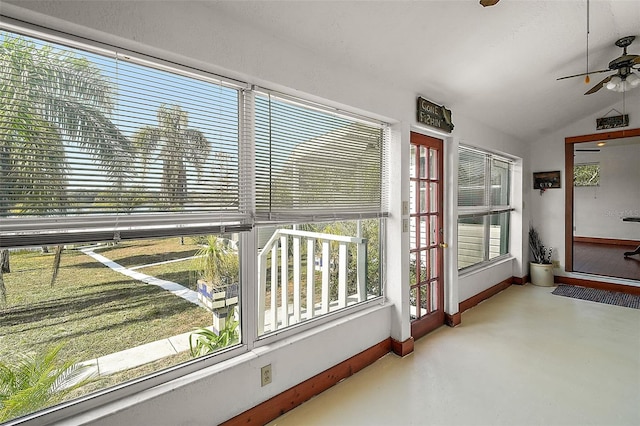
xmin=0 ymin=26 xmax=387 ymax=424
xmin=457 ymin=146 xmax=512 ymax=270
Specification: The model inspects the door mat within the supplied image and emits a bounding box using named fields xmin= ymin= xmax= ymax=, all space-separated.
xmin=552 ymin=285 xmax=640 ymax=309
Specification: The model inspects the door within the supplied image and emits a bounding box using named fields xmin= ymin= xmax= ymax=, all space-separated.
xmin=409 ymin=132 xmax=445 ymax=340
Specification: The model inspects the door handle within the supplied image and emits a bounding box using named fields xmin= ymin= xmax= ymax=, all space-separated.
xmin=439 ymin=242 xmax=448 ymax=248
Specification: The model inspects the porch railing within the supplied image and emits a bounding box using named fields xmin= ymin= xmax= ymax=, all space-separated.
xmin=257 ymin=228 xmax=368 ymax=335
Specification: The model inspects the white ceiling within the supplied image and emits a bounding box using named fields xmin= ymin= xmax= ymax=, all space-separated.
xmin=210 ymin=0 xmax=640 ymax=142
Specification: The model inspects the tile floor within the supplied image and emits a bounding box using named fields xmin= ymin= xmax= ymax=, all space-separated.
xmin=268 ymin=284 xmax=640 ymax=426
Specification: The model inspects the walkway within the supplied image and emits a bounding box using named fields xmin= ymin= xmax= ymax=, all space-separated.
xmin=71 ymin=247 xmax=209 ymax=383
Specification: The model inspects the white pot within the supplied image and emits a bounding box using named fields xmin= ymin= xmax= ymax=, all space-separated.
xmin=529 ymin=262 xmax=555 ymax=287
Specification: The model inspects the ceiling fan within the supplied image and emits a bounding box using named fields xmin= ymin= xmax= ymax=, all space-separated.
xmin=558 ymin=35 xmax=640 ymax=95
xmin=479 ymin=0 xmax=500 ymax=7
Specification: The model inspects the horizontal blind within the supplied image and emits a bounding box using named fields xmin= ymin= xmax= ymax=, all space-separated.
xmin=0 ymin=30 xmax=247 ymax=247
xmin=254 ymin=91 xmax=388 ymax=223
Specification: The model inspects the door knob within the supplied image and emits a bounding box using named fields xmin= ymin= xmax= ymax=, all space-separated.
xmin=439 ymin=242 xmax=448 ymax=248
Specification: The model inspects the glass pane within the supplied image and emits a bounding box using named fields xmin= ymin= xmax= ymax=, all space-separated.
xmin=420 ymin=250 xmax=429 ymax=283
xmin=430 ymin=215 xmax=438 ymax=246
xmin=430 ymin=281 xmax=438 ymax=312
xmin=429 ymin=148 xmax=438 ymax=179
xmin=419 ymin=146 xmax=428 ymax=179
xmin=420 ymin=216 xmax=428 ymax=249
xmin=410 ymin=180 xmax=417 ymax=214
xmin=409 ymin=252 xmax=418 ymax=285
xmin=457 ymin=216 xmax=486 ymax=269
xmin=420 ymin=285 xmax=429 ymax=315
xmin=410 ymin=145 xmax=417 ymax=179
xmin=489 ymin=212 xmax=510 ymax=259
xmin=420 ymin=182 xmax=427 ymax=213
xmin=409 ymin=286 xmax=418 ymax=319
xmin=458 ymin=148 xmax=486 ymax=207
xmin=430 ymin=182 xmax=438 ymax=213
xmin=430 ymin=249 xmax=438 ymax=280
xmin=409 ymin=217 xmax=418 ymax=249
xmin=491 ymin=158 xmax=511 ymax=206
xmin=0 ymin=234 xmax=240 ymax=423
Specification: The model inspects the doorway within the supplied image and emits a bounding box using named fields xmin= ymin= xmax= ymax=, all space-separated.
xmin=409 ymin=132 xmax=445 ymax=340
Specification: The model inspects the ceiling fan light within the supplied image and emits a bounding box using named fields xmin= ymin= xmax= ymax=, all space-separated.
xmin=627 ymin=73 xmax=640 ymax=87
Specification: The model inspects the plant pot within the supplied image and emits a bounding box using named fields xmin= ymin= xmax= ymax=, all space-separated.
xmin=529 ymin=262 xmax=555 ymax=287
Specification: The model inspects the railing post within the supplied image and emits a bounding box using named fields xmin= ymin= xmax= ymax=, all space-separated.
xmin=270 ymin=243 xmax=278 ymax=332
xmin=321 ymin=240 xmax=330 ymax=314
xmin=280 ymin=235 xmax=289 ymax=327
xmin=292 ymin=236 xmax=301 ymax=324
xmin=257 ymin=251 xmax=267 ymax=335
xmin=306 ymin=238 xmax=315 ymax=319
xmin=338 ymin=242 xmax=347 ymax=308
xmin=357 ymin=240 xmax=366 ymax=302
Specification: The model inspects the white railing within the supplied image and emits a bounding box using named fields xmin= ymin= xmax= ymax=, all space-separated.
xmin=257 ymin=228 xmax=368 ymax=335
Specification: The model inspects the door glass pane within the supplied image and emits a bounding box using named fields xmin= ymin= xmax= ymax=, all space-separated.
xmin=410 ymin=145 xmax=417 ymax=179
xmin=430 ymin=249 xmax=438 ymax=280
xmin=429 ymin=148 xmax=438 ymax=179
xmin=430 ymin=215 xmax=438 ymax=246
xmin=410 ymin=180 xmax=417 ymax=214
xmin=421 ymin=250 xmax=429 ymax=282
xmin=420 ymin=182 xmax=427 ymax=213
xmin=429 ymin=182 xmax=438 ymax=213
xmin=419 ymin=146 xmax=428 ymax=179
xmin=420 ymin=216 xmax=428 ymax=249
xmin=409 ymin=252 xmax=417 ymax=285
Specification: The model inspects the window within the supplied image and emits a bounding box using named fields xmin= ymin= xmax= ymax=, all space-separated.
xmin=253 ymin=90 xmax=388 ymax=337
xmin=0 ymin=26 xmax=388 ymax=423
xmin=574 ymin=163 xmax=600 ymax=187
xmin=457 ymin=146 xmax=512 ymax=270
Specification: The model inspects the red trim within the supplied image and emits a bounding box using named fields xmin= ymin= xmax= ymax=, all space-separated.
xmin=555 ymin=276 xmax=640 ymax=296
xmin=573 ymin=236 xmax=640 ymax=246
xmin=445 ymin=312 xmax=461 ymax=327
xmin=391 ymin=337 xmax=415 ymax=357
xmin=459 ymin=277 xmax=513 ymax=313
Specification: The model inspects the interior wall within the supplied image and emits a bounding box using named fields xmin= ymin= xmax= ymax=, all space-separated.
xmin=574 ymin=144 xmax=640 ymax=240
xmin=2 ymin=1 xmax=528 ymax=423
xmin=528 ymin=91 xmax=640 ymax=284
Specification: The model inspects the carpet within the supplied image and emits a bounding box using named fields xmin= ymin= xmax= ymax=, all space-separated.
xmin=552 ymin=284 xmax=640 ymax=309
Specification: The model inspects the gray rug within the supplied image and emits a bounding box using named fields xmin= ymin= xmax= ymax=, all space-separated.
xmin=552 ymin=284 xmax=640 ymax=309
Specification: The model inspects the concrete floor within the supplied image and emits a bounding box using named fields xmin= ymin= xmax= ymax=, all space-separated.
xmin=268 ymin=284 xmax=640 ymax=426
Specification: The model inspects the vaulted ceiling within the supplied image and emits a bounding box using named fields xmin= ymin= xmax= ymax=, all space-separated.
xmin=211 ymin=1 xmax=640 ymax=142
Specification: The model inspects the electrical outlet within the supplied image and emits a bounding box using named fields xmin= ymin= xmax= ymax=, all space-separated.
xmin=261 ymin=364 xmax=272 ymax=386
xmin=552 ymin=260 xmax=560 ymax=268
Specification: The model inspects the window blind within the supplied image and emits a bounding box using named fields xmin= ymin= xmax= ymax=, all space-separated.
xmin=254 ymin=90 xmax=388 ymax=224
xmin=0 ymin=30 xmax=248 ymax=247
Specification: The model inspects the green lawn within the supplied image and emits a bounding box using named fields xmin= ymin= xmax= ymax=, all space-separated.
xmin=0 ymin=238 xmax=211 ymax=366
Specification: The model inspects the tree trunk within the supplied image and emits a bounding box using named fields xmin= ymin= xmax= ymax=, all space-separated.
xmin=0 ymin=270 xmax=6 ymax=307
xmin=0 ymin=249 xmax=9 ymax=273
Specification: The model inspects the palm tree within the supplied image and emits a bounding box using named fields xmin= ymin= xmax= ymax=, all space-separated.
xmin=133 ymin=104 xmax=210 ymax=208
xmin=0 ymin=34 xmax=132 ymax=299
xmin=0 ymin=343 xmax=95 ymax=423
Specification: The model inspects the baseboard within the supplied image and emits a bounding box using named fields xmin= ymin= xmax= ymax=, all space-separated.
xmin=555 ymin=276 xmax=640 ymax=296
xmin=459 ymin=277 xmax=513 ymax=314
xmin=512 ymin=275 xmax=528 ymax=285
xmin=445 ymin=312 xmax=461 ymax=327
xmin=221 ymin=338 xmax=392 ymax=425
xmin=391 ymin=337 xmax=415 ymax=357
xmin=573 ymin=236 xmax=640 ymax=246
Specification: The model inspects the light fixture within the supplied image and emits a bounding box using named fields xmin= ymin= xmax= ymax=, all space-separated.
xmin=597 ymin=142 xmax=606 ymax=147
xmin=605 ymin=70 xmax=640 ymax=93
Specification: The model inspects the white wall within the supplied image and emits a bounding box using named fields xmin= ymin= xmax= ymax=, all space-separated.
xmin=574 ymin=144 xmax=640 ymax=240
xmin=529 ymin=90 xmax=640 ymax=284
xmin=1 ymin=1 xmax=528 ymax=424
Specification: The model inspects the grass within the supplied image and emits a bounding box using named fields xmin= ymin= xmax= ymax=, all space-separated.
xmin=0 ymin=238 xmax=211 ymax=367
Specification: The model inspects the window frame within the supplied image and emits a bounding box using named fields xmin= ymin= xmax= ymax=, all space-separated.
xmin=457 ymin=145 xmax=514 ymax=272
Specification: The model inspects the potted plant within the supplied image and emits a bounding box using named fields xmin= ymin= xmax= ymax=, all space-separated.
xmin=194 ymin=236 xmax=239 ymax=332
xmin=529 ymin=226 xmax=555 ymax=286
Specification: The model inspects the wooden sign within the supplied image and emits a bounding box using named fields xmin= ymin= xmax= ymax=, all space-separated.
xmin=596 ymin=114 xmax=629 ymax=130
xmin=533 ymin=171 xmax=561 ymax=190
xmin=417 ymin=97 xmax=454 ymax=133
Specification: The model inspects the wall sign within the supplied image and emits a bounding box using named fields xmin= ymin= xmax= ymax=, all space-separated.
xmin=417 ymin=97 xmax=454 ymax=133
xmin=533 ymin=171 xmax=561 ymax=190
xmin=596 ymin=114 xmax=629 ymax=130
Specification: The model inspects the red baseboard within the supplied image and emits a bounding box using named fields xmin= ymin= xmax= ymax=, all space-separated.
xmin=459 ymin=277 xmax=513 ymax=313
xmin=573 ymin=236 xmax=640 ymax=246
xmin=555 ymin=275 xmax=640 ymax=296
xmin=391 ymin=336 xmax=415 ymax=357
xmin=221 ymin=339 xmax=392 ymax=425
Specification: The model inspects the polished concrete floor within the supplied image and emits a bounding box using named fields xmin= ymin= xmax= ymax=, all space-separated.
xmin=268 ymin=284 xmax=640 ymax=426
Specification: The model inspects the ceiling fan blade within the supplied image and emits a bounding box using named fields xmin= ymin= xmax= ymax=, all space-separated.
xmin=584 ymin=75 xmax=613 ymax=95
xmin=557 ymin=69 xmax=610 ymax=81
xmin=479 ymin=0 xmax=500 ymax=6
